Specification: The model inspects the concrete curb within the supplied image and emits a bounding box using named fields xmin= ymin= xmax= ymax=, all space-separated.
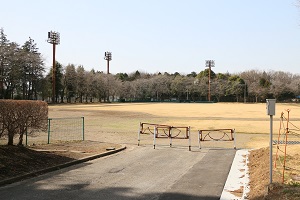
xmin=0 ymin=145 xmax=126 ymax=187
xmin=220 ymin=149 xmax=250 ymax=200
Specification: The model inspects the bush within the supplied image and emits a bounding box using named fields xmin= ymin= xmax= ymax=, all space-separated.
xmin=0 ymin=100 xmax=48 ymax=145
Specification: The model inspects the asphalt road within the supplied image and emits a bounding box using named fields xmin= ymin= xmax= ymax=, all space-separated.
xmin=0 ymin=146 xmax=236 ymax=200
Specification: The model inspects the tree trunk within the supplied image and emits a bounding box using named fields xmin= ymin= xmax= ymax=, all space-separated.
xmin=8 ymin=133 xmax=14 ymax=145
xmin=60 ymin=94 xmax=63 ymax=103
xmin=22 ymin=82 xmax=26 ymax=100
xmin=18 ymin=133 xmax=24 ymax=146
xmin=34 ymin=88 xmax=38 ymax=100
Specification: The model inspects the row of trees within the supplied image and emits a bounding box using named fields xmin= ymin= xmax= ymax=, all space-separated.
xmin=30 ymin=64 xmax=300 ymax=103
xmin=54 ymin=67 xmax=300 ymax=103
xmin=1 ymin=28 xmax=300 ymax=103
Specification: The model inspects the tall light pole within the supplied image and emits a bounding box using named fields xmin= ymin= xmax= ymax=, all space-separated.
xmin=104 ymin=51 xmax=112 ymax=102
xmin=205 ymin=60 xmax=215 ymax=101
xmin=47 ymin=31 xmax=60 ymax=103
xmin=104 ymin=51 xmax=112 ymax=74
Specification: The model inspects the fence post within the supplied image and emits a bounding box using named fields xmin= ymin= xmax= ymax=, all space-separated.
xmin=233 ymin=129 xmax=236 ymax=149
xmin=153 ymin=126 xmax=157 ymax=149
xmin=188 ymin=126 xmax=191 ymax=151
xmin=82 ymin=117 xmax=85 ymax=141
xmin=138 ymin=122 xmax=141 ymax=146
xmin=47 ymin=118 xmax=51 ymax=144
xmin=169 ymin=127 xmax=172 ymax=147
xmin=198 ymin=130 xmax=202 ymax=149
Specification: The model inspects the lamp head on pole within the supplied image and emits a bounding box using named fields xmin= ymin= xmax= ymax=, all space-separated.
xmin=205 ymin=60 xmax=215 ymax=68
xmin=47 ymin=31 xmax=60 ymax=45
xmin=104 ymin=51 xmax=112 ymax=61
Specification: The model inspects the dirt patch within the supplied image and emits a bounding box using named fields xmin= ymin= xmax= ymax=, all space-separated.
xmin=0 ymin=141 xmax=122 ymax=181
xmin=248 ymin=147 xmax=300 ymax=200
xmin=29 ymin=140 xmax=121 ymax=159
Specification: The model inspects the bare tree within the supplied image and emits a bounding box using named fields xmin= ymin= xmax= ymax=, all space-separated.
xmin=289 ymin=74 xmax=300 ymax=96
xmin=108 ymin=75 xmax=122 ymax=102
xmin=170 ymin=75 xmax=188 ymax=100
xmin=211 ymin=78 xmax=228 ymax=102
xmin=0 ymin=100 xmax=48 ymax=145
xmin=149 ymin=74 xmax=172 ymax=101
xmin=240 ymin=70 xmax=271 ymax=102
xmin=118 ymin=81 xmax=134 ymax=101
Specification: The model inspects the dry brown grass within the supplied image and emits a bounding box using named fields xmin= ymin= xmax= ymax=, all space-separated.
xmin=2 ymin=102 xmax=298 ymax=151
xmin=46 ymin=102 xmax=300 ymax=150
xmin=50 ymin=102 xmax=300 ymax=133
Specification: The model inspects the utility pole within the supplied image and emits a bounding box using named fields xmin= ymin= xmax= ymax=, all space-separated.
xmin=47 ymin=31 xmax=60 ymax=103
xmin=205 ymin=60 xmax=215 ymax=101
xmin=104 ymin=51 xmax=112 ymax=74
xmin=104 ymin=51 xmax=112 ymax=102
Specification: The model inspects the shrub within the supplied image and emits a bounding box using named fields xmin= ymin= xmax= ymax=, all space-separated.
xmin=0 ymin=100 xmax=48 ymax=145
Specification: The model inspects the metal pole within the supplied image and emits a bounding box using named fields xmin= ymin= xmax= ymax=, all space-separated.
xmin=233 ymin=129 xmax=236 ymax=149
xmin=206 ymin=60 xmax=214 ymax=102
xmin=270 ymin=115 xmax=273 ymax=184
xmin=82 ymin=117 xmax=85 ymax=141
xmin=47 ymin=31 xmax=60 ymax=103
xmin=52 ymin=43 xmax=56 ymax=103
xmin=188 ymin=126 xmax=191 ymax=151
xmin=138 ymin=122 xmax=141 ymax=146
xmin=47 ymin=118 xmax=51 ymax=144
xmin=170 ymin=127 xmax=172 ymax=147
xmin=198 ymin=130 xmax=201 ymax=149
xmin=282 ymin=109 xmax=290 ymax=183
xmin=208 ymin=64 xmax=211 ymax=101
xmin=153 ymin=126 xmax=156 ymax=149
xmin=107 ymin=59 xmax=110 ymax=74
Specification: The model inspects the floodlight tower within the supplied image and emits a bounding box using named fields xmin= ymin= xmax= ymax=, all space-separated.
xmin=47 ymin=31 xmax=60 ymax=103
xmin=205 ymin=60 xmax=215 ymax=101
xmin=104 ymin=51 xmax=112 ymax=74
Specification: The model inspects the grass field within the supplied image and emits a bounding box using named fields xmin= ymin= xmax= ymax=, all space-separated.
xmin=47 ymin=102 xmax=300 ymax=150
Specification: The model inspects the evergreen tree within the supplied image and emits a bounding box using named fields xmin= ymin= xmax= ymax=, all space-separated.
xmin=0 ymin=28 xmax=10 ymax=98
xmin=20 ymin=37 xmax=44 ymax=99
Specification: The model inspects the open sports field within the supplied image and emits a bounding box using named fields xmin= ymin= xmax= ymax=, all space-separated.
xmin=49 ymin=102 xmax=300 ymax=150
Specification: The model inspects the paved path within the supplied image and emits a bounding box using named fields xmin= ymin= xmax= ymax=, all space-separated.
xmin=0 ymin=146 xmax=236 ymax=200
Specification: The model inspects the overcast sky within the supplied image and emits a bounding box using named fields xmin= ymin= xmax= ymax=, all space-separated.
xmin=1 ymin=0 xmax=300 ymax=75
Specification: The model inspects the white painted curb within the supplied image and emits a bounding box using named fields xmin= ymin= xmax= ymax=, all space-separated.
xmin=220 ymin=149 xmax=250 ymax=200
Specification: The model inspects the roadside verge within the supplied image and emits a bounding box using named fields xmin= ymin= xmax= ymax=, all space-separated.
xmin=0 ymin=145 xmax=126 ymax=187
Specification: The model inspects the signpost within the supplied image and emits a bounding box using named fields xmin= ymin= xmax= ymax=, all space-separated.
xmin=266 ymin=99 xmax=276 ymax=184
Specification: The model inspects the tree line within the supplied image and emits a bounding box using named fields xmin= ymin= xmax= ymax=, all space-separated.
xmin=1 ymin=28 xmax=300 ymax=103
